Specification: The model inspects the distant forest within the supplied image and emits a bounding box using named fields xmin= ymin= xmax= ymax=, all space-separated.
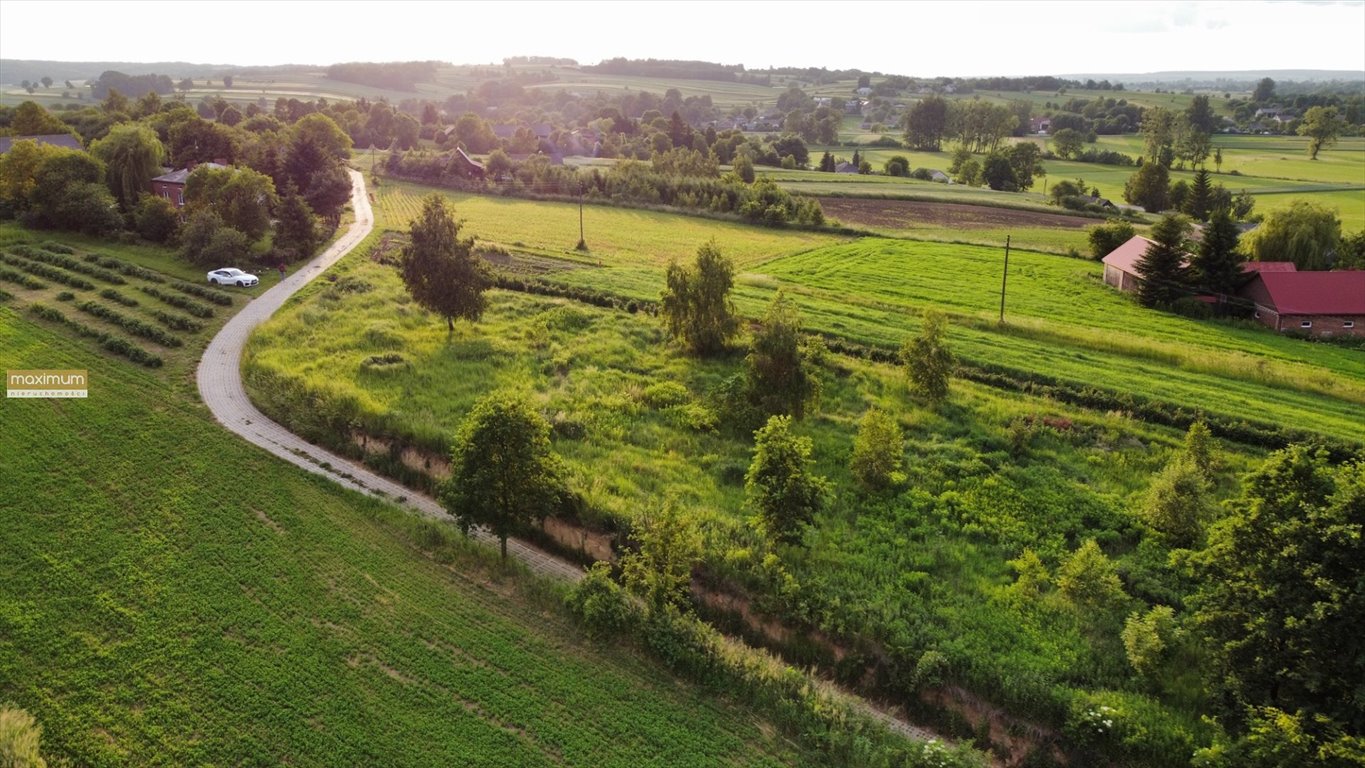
xmin=324 ymin=61 xmax=440 ymax=90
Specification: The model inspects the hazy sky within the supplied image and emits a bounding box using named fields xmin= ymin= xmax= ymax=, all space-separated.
xmin=2 ymin=0 xmax=1363 ymax=77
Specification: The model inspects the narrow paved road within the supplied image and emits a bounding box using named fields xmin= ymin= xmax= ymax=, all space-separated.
xmin=195 ymin=170 xmax=944 ymax=747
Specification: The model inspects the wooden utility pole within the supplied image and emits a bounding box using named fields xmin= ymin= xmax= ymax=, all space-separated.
xmin=999 ymin=235 xmax=1011 ymax=324
xmin=575 ymin=180 xmax=587 ymax=251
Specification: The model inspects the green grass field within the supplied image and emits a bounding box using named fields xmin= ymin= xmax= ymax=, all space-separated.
xmin=244 ymin=237 xmax=1249 ymax=757
xmin=0 ymin=237 xmax=831 ymax=767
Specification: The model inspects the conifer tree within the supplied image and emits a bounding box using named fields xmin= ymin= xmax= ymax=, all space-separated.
xmin=1135 ymin=214 xmax=1191 ymax=307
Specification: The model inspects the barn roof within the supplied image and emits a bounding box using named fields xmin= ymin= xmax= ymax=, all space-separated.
xmin=1248 ymin=271 xmax=1365 ymax=316
xmin=151 ymin=162 xmax=228 ymax=185
xmin=1100 ymin=235 xmax=1159 ymax=275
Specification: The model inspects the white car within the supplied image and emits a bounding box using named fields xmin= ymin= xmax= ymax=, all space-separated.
xmin=207 ymin=268 xmax=259 ymax=287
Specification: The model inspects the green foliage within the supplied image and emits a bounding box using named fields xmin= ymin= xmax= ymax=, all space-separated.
xmin=1057 ymin=539 xmax=1127 ymax=611
xmin=1123 ymin=161 xmax=1170 ymax=213
xmin=133 ymin=194 xmax=180 ymax=244
xmin=745 ymin=415 xmax=827 ymax=546
xmin=1192 ymin=209 xmax=1243 ymax=296
xmin=1186 ymin=168 xmax=1214 ymax=222
xmin=200 ymin=227 xmax=252 ymax=269
xmin=74 ymin=300 xmax=183 ymax=347
xmin=1052 ymin=128 xmax=1086 ymax=160
xmin=272 ymin=188 xmax=318 ymax=261
xmin=1087 ymin=218 xmax=1136 ymax=260
xmin=179 ymin=209 xmax=226 ymax=266
xmin=622 ymin=499 xmax=702 ymax=612
xmin=1246 ymin=200 xmax=1342 ymax=270
xmin=660 ymin=239 xmax=737 ymax=356
xmin=1297 ymin=106 xmax=1345 ymax=160
xmin=899 ymin=309 xmax=954 ymax=404
xmin=745 ymin=291 xmax=819 ymax=420
xmin=568 ymin=561 xmax=634 ymax=639
xmin=849 ymin=408 xmax=905 ymax=491
xmin=26 ymin=303 xmax=163 ymax=367
xmin=1193 ymin=447 xmax=1365 ymax=730
xmin=1135 ymin=214 xmax=1191 ymax=307
xmin=1183 ymin=419 xmax=1217 ymax=481
xmin=1122 ymin=605 xmax=1179 ymax=677
xmin=183 ymin=165 xmax=279 ymax=241
xmin=439 ymin=391 xmax=565 ymax=559
xmin=883 ymin=155 xmax=910 ymax=177
xmin=90 ymin=123 xmax=165 ymax=210
xmin=400 ymin=194 xmax=490 ymax=330
xmin=1194 ymin=707 xmax=1365 ymax=768
xmin=1141 ymin=455 xmax=1210 ymax=548
xmin=1006 ymin=548 xmax=1051 ymax=604
xmin=0 ymin=251 xmax=96 ymax=290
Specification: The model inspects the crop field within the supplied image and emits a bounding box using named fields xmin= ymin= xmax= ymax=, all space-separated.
xmin=245 ymin=240 xmax=1265 ymax=756
xmin=372 ymin=179 xmax=846 ymax=267
xmin=815 ymin=198 xmax=1095 ymax=254
xmin=0 ymin=259 xmax=818 ymax=765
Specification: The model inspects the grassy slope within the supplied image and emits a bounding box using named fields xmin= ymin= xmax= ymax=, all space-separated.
xmin=372 ymin=179 xmax=1365 ymax=443
xmin=243 ymin=247 xmax=1242 ymax=747
xmin=0 ymin=245 xmax=811 ymax=766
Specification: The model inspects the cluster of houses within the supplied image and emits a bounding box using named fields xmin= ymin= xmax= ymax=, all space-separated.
xmin=1101 ymin=234 xmax=1365 ymax=338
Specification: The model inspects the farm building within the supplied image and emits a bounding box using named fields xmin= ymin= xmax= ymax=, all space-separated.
xmin=1240 ymin=270 xmax=1365 ymax=338
xmin=1029 ymin=117 xmax=1052 ymax=134
xmin=1100 ymin=235 xmax=1161 ymax=293
xmin=150 ymin=162 xmax=228 ymax=207
xmin=450 ymin=147 xmax=485 ymax=179
xmin=0 ymin=134 xmax=83 ymax=154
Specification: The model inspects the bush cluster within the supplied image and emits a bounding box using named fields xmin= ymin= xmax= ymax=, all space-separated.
xmin=99 ymin=288 xmax=139 ymax=307
xmin=83 ymin=253 xmax=167 ymax=284
xmin=74 ymin=301 xmax=184 ymax=347
xmin=28 ymin=303 xmax=163 ymax=367
xmin=492 ymin=274 xmax=655 ymax=314
xmin=13 ymin=244 xmax=126 ymax=285
xmin=0 ymin=266 xmax=46 ymax=290
xmin=150 ymin=310 xmax=204 ymax=333
xmin=170 ymin=280 xmax=233 ymax=306
xmin=0 ymin=252 xmax=95 ymax=289
xmin=40 ymin=241 xmax=75 ymax=254
xmin=140 ymin=286 xmax=215 ymax=318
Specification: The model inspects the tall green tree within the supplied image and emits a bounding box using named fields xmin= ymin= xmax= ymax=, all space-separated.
xmin=273 ymin=185 xmax=318 ymax=261
xmin=1185 ymin=168 xmax=1214 ymax=221
xmin=1185 ymin=95 xmax=1219 ymax=134
xmin=1252 ymin=77 xmax=1276 ymax=103
xmin=1088 ymin=218 xmax=1137 ymax=260
xmin=1057 ymin=539 xmax=1127 ymax=611
xmin=1297 ymin=106 xmax=1345 ymax=160
xmin=184 ymin=165 xmax=279 ymax=241
xmin=1123 ymin=162 xmax=1170 ymax=213
xmin=746 ymin=415 xmax=827 ymax=546
xmin=439 ymin=392 xmax=565 ymax=561
xmin=899 ymin=309 xmax=954 ymax=404
xmin=1051 ymin=127 xmax=1085 ymax=159
xmin=1140 ymin=107 xmax=1177 ymax=166
xmin=1192 ymin=208 xmax=1244 ymax=295
xmin=746 ymin=291 xmax=819 ymax=419
xmin=660 ymin=239 xmax=737 ymax=356
xmin=400 ymin=194 xmax=491 ymax=330
xmin=1134 ymin=214 xmax=1191 ymax=307
xmin=1141 ymin=454 xmax=1211 ymax=548
xmin=1246 ymin=201 xmax=1342 ymax=270
xmin=903 ymin=95 xmax=949 ymax=151
xmin=1193 ymin=447 xmax=1364 ymax=734
xmin=90 ymin=123 xmax=166 ymax=210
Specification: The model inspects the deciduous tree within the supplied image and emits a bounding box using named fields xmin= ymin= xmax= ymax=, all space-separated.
xmin=439 ymin=392 xmax=565 ymax=561
xmin=1246 ymin=201 xmax=1341 ymax=270
xmin=400 ymin=194 xmax=490 ymax=329
xmin=1051 ymin=127 xmax=1085 ymax=159
xmin=1057 ymin=539 xmax=1127 ymax=610
xmin=746 ymin=415 xmax=827 ymax=546
xmin=746 ymin=291 xmax=819 ymax=419
xmin=660 ymin=239 xmax=737 ymax=356
xmin=850 ymin=409 xmax=904 ymax=491
xmin=1297 ymin=106 xmax=1345 ymax=160
xmin=621 ymin=499 xmax=702 ymax=611
xmin=900 ymin=309 xmax=954 ymax=404
xmin=91 ymin=124 xmax=166 ymax=210
xmin=1087 ymin=218 xmax=1136 ymax=260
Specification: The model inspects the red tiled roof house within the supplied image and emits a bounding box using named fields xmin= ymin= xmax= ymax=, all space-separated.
xmin=1240 ymin=270 xmax=1365 ymax=338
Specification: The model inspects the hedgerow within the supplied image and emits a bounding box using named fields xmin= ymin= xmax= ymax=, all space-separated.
xmin=140 ymin=286 xmax=215 ymax=318
xmin=15 ymin=246 xmax=127 ymax=285
xmin=27 ymin=303 xmax=163 ymax=367
xmin=0 ymin=251 xmax=95 ymax=290
xmin=0 ymin=266 xmax=46 ymax=290
xmin=74 ymin=301 xmax=183 ymax=347
xmin=99 ymin=288 xmax=139 ymax=307
xmin=170 ymin=280 xmax=234 ymax=305
xmin=83 ymin=253 xmax=167 ymax=284
xmin=150 ymin=310 xmax=205 ymax=333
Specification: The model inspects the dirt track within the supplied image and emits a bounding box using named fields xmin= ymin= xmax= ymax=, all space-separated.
xmin=819 ymin=197 xmax=1094 ymax=230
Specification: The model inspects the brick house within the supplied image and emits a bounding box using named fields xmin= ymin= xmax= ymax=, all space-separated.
xmin=1239 ymin=270 xmax=1365 ymax=338
xmin=150 ymin=162 xmax=228 ymax=207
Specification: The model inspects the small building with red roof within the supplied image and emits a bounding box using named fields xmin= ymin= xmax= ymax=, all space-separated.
xmin=1240 ymin=270 xmax=1365 ymax=338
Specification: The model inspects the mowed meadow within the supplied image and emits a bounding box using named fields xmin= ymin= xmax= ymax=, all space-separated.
xmin=369 ymin=181 xmax=1365 ymax=444
xmin=0 ymin=238 xmax=827 ymax=767
xmin=244 ymin=208 xmax=1274 ymax=758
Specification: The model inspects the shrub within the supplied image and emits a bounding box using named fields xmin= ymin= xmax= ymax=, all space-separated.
xmin=1057 ymin=539 xmax=1127 ymax=611
xmin=27 ymin=303 xmax=163 ymax=367
xmin=1087 ymin=218 xmax=1136 ymax=260
xmin=0 ymin=252 xmax=95 ymax=289
xmin=140 ymin=286 xmax=214 ymax=317
xmin=39 ymin=241 xmax=74 ymax=254
xmin=83 ymin=253 xmax=166 ymax=283
xmin=900 ymin=309 xmax=954 ymax=404
xmin=74 ymin=300 xmax=183 ymax=347
xmin=0 ymin=267 xmax=46 ymax=290
xmin=641 ymin=380 xmax=690 ymax=409
xmin=746 ymin=415 xmax=827 ymax=546
xmin=99 ymin=288 xmax=138 ymax=307
xmin=850 ymin=408 xmax=905 ymax=491
xmin=133 ymin=193 xmax=180 ymax=243
xmin=567 ymin=561 xmax=634 ymax=639
xmin=17 ymin=247 xmax=126 ymax=284
xmin=150 ymin=310 xmax=204 ymax=333
xmin=55 ymin=291 xmax=75 ymax=302
xmin=168 ymin=281 xmax=233 ymax=306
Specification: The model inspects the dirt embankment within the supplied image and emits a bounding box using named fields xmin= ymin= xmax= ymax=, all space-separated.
xmin=818 ymin=197 xmax=1095 ymax=231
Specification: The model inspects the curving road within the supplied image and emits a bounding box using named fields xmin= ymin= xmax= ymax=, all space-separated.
xmin=195 ymin=170 xmax=582 ymax=583
xmin=195 ymin=170 xmax=942 ymax=747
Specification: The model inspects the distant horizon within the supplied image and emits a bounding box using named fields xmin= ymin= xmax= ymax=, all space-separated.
xmin=2 ymin=0 xmax=1364 ymax=79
